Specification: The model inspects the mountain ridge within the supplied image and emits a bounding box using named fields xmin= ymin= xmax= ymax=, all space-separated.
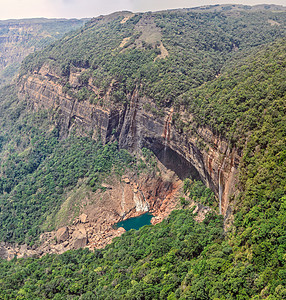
xmin=0 ymin=17 xmax=87 ymax=87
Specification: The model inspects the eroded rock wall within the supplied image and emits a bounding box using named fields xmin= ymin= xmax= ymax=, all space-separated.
xmin=18 ymin=66 xmax=241 ymax=216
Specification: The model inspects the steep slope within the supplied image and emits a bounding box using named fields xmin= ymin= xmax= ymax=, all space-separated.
xmin=0 ymin=5 xmax=285 ymax=299
xmin=0 ymin=18 xmax=86 ymax=87
xmin=17 ymin=6 xmax=286 ymax=217
xmin=0 ymin=36 xmax=285 ymax=300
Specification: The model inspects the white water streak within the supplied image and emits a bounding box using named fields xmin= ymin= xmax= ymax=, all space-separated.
xmin=163 ymin=109 xmax=173 ymax=164
xmin=218 ymin=157 xmax=226 ymax=215
xmin=163 ymin=123 xmax=169 ymax=163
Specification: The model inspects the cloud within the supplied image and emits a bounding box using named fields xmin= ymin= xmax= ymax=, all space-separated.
xmin=0 ymin=0 xmax=133 ymax=19
xmin=0 ymin=0 xmax=284 ymax=20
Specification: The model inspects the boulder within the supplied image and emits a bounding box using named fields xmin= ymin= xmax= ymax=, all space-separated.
xmin=53 ymin=244 xmax=64 ymax=253
xmin=0 ymin=246 xmax=8 ymax=260
xmin=56 ymin=227 xmax=69 ymax=243
xmin=79 ymin=213 xmax=88 ymax=223
xmin=72 ymin=225 xmax=88 ymax=249
xmin=76 ymin=224 xmax=85 ymax=234
xmin=72 ymin=234 xmax=87 ymax=249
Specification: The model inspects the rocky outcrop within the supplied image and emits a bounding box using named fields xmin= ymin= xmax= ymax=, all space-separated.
xmin=18 ymin=66 xmax=241 ymax=217
xmin=0 ymin=165 xmax=184 ymax=259
xmin=72 ymin=225 xmax=88 ymax=249
xmin=79 ymin=213 xmax=88 ymax=223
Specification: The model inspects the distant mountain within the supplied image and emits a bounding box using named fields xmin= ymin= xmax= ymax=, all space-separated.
xmin=188 ymin=3 xmax=286 ymax=12
xmin=0 ymin=18 xmax=87 ymax=87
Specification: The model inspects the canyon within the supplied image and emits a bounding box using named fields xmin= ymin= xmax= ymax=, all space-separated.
xmin=0 ymin=61 xmax=240 ymax=259
xmin=0 ymin=6 xmax=285 ymax=298
xmin=19 ymin=64 xmax=241 ymax=218
xmin=2 ymin=7 xmax=269 ymax=258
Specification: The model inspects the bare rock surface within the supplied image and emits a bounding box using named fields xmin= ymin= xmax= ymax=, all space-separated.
xmin=79 ymin=213 xmax=88 ymax=223
xmin=56 ymin=227 xmax=69 ymax=243
xmin=72 ymin=227 xmax=88 ymax=250
xmin=18 ymin=65 xmax=240 ymax=217
xmin=0 ymin=166 xmax=186 ymax=259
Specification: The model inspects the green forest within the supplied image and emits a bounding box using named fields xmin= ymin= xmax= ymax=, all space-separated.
xmin=21 ymin=9 xmax=286 ymax=107
xmin=0 ymin=5 xmax=285 ymax=300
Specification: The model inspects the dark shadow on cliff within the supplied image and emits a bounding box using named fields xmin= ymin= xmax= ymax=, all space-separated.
xmin=144 ymin=137 xmax=201 ymax=181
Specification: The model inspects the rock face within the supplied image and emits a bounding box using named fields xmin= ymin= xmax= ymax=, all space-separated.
xmin=18 ymin=67 xmax=241 ymax=216
xmin=79 ymin=213 xmax=88 ymax=223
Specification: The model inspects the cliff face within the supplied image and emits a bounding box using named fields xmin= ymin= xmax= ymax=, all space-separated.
xmin=18 ymin=65 xmax=240 ymax=216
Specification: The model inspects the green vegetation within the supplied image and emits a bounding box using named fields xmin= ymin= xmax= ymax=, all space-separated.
xmin=0 ymin=209 xmax=225 ymax=299
xmin=0 ymin=7 xmax=285 ymax=300
xmin=20 ymin=9 xmax=286 ymax=107
xmin=177 ymin=42 xmax=286 ymax=282
xmin=179 ymin=40 xmax=286 ymax=145
xmin=184 ymin=179 xmax=216 ymax=207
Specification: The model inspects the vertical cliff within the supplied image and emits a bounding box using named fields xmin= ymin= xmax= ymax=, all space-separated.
xmin=15 ymin=6 xmax=286 ymax=222
xmin=18 ymin=64 xmax=240 ymax=216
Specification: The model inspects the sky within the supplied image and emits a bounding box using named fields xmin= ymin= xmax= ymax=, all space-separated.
xmin=0 ymin=0 xmax=285 ymax=20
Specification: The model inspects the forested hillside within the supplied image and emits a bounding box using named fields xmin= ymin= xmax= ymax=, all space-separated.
xmin=0 ymin=5 xmax=285 ymax=299
xmin=0 ymin=35 xmax=285 ymax=300
xmin=21 ymin=7 xmax=286 ymax=107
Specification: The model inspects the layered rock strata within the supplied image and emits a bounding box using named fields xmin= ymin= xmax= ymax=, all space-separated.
xmin=18 ymin=66 xmax=241 ymax=216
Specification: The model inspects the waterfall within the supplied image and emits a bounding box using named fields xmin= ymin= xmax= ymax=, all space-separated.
xmin=163 ymin=109 xmax=173 ymax=163
xmin=218 ymin=157 xmax=226 ymax=215
xmin=218 ymin=169 xmax=222 ymax=215
xmin=163 ymin=123 xmax=169 ymax=163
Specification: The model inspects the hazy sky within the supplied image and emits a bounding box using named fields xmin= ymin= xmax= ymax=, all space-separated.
xmin=0 ymin=0 xmax=285 ymax=19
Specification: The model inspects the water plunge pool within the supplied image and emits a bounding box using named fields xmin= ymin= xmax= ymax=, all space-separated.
xmin=114 ymin=213 xmax=153 ymax=231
